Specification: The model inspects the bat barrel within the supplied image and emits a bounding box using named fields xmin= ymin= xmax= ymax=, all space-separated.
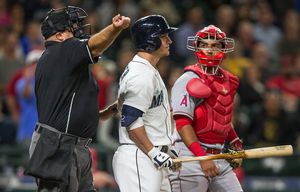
xmin=245 ymin=145 xmax=293 ymax=159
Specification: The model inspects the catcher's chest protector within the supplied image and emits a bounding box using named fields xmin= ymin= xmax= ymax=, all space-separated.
xmin=184 ymin=65 xmax=239 ymax=137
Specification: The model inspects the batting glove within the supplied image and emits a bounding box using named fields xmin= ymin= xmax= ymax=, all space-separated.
xmin=166 ymin=147 xmax=179 ymax=158
xmin=166 ymin=146 xmax=182 ymax=172
xmin=148 ymin=147 xmax=173 ymax=169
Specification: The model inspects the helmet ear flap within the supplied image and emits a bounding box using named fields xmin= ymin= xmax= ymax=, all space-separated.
xmin=154 ymin=37 xmax=161 ymax=50
xmin=145 ymin=36 xmax=161 ymax=52
xmin=144 ymin=42 xmax=156 ymax=52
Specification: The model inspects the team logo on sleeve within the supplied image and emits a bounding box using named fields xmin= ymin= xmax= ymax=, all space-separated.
xmin=180 ymin=94 xmax=188 ymax=107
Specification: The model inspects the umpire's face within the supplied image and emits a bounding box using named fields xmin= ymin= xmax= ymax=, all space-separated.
xmin=156 ymin=33 xmax=172 ymax=57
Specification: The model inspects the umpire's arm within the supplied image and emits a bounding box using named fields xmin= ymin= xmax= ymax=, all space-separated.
xmin=88 ymin=14 xmax=131 ymax=57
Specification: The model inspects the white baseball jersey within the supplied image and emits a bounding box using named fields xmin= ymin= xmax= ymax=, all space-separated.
xmin=117 ymin=55 xmax=172 ymax=145
xmin=113 ymin=55 xmax=173 ymax=192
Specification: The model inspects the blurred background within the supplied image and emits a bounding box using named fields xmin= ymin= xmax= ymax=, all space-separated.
xmin=0 ymin=0 xmax=300 ymax=191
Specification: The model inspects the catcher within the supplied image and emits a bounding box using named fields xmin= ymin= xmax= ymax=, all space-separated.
xmin=168 ymin=25 xmax=244 ymax=192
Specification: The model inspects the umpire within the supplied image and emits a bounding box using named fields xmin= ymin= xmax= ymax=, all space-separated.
xmin=25 ymin=6 xmax=130 ymax=192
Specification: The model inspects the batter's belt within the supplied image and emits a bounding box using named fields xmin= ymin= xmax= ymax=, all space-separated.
xmin=120 ymin=143 xmax=169 ymax=153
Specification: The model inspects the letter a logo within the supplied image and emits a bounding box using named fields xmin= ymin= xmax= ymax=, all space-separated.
xmin=180 ymin=95 xmax=188 ymax=107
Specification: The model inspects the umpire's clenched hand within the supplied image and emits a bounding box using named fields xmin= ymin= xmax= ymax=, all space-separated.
xmin=112 ymin=14 xmax=131 ymax=30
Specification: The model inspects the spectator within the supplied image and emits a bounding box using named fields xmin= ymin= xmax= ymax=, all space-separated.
xmin=238 ymin=65 xmax=265 ymax=111
xmin=0 ymin=96 xmax=17 ymax=145
xmin=266 ymin=55 xmax=300 ymax=97
xmin=215 ymin=4 xmax=236 ymax=36
xmin=0 ymin=32 xmax=24 ymax=92
xmin=237 ymin=64 xmax=265 ymax=141
xmin=96 ymin=0 xmax=138 ymax=29
xmin=253 ymin=2 xmax=282 ymax=62
xmin=15 ymin=49 xmax=43 ymax=145
xmin=95 ymin=0 xmax=137 ymax=58
xmin=236 ymin=21 xmax=256 ymax=57
xmin=0 ymin=0 xmax=12 ymax=28
xmin=139 ymin=0 xmax=180 ymax=25
xmin=5 ymin=68 xmax=23 ymax=123
xmin=248 ymin=89 xmax=299 ymax=146
xmin=173 ymin=6 xmax=204 ymax=63
xmin=278 ymin=9 xmax=300 ymax=56
xmin=20 ymin=20 xmax=44 ymax=56
xmin=10 ymin=3 xmax=25 ymax=36
xmin=251 ymin=42 xmax=276 ymax=82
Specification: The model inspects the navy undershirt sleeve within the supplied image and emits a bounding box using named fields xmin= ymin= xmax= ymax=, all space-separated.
xmin=121 ymin=105 xmax=143 ymax=127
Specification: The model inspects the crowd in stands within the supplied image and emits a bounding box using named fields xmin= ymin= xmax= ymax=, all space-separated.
xmin=0 ymin=0 xmax=300 ymax=190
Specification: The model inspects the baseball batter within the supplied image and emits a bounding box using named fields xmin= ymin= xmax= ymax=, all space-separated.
xmin=168 ymin=25 xmax=244 ymax=192
xmin=112 ymin=15 xmax=178 ymax=192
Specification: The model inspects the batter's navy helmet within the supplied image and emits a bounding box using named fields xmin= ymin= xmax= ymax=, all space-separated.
xmin=41 ymin=6 xmax=91 ymax=39
xmin=131 ymin=15 xmax=178 ymax=52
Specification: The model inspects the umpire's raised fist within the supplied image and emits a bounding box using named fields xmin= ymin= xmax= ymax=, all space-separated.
xmin=112 ymin=14 xmax=131 ymax=30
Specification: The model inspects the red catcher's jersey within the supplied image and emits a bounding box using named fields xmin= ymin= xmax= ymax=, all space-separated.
xmin=184 ymin=65 xmax=239 ymax=144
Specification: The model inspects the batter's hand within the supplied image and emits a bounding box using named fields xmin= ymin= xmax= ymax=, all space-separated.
xmin=227 ymin=156 xmax=243 ymax=169
xmin=166 ymin=146 xmax=179 ymax=158
xmin=200 ymin=160 xmax=219 ymax=177
xmin=148 ymin=147 xmax=173 ymax=169
xmin=99 ymin=101 xmax=118 ymax=121
xmin=112 ymin=14 xmax=131 ymax=30
xmin=166 ymin=146 xmax=182 ymax=171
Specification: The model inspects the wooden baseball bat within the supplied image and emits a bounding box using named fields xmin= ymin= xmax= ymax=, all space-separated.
xmin=173 ymin=145 xmax=293 ymax=163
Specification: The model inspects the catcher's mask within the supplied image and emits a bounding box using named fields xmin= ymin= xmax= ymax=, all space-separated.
xmin=131 ymin=15 xmax=177 ymax=52
xmin=41 ymin=6 xmax=91 ymax=39
xmin=187 ymin=25 xmax=234 ymax=75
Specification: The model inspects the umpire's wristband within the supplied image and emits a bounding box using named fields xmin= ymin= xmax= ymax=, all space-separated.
xmin=188 ymin=141 xmax=206 ymax=156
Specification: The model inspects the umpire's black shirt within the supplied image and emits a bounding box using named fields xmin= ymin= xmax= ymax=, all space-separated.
xmin=35 ymin=38 xmax=99 ymax=138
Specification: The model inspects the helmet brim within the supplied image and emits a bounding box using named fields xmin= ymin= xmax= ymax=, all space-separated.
xmin=153 ymin=27 xmax=177 ymax=37
xmin=166 ymin=27 xmax=178 ymax=34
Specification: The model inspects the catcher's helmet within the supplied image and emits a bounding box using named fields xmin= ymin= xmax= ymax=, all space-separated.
xmin=41 ymin=6 xmax=91 ymax=39
xmin=131 ymin=15 xmax=177 ymax=52
xmin=187 ymin=25 xmax=234 ymax=74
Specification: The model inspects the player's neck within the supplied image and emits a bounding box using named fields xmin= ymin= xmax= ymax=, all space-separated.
xmin=137 ymin=52 xmax=160 ymax=67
